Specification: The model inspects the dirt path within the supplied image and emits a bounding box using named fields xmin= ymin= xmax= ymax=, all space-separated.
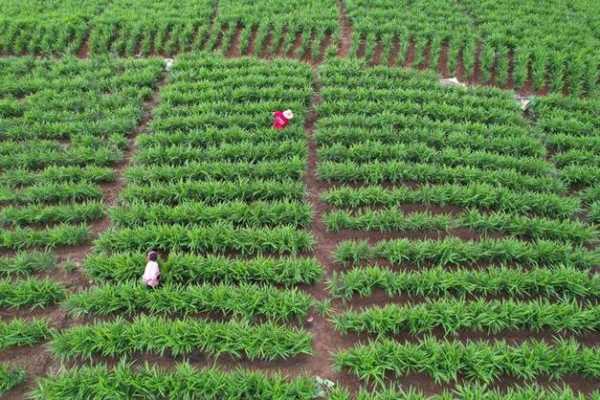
xmin=336 ymin=0 xmax=353 ymax=57
xmin=2 ymin=71 xmax=169 ymax=400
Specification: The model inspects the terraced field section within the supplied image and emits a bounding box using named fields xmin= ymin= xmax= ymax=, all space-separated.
xmin=316 ymin=59 xmax=600 ymax=397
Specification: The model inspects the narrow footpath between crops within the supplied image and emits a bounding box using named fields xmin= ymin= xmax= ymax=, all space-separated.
xmin=2 ymin=71 xmax=169 ymax=400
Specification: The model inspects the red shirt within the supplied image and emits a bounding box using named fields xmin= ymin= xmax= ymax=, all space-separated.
xmin=273 ymin=111 xmax=290 ymax=129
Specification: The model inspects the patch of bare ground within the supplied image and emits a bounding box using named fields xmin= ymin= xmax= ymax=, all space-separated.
xmin=438 ymin=42 xmax=450 ymax=77
xmin=301 ymin=31 xmax=316 ymax=64
xmin=1 ymin=72 xmax=169 ymax=400
xmin=336 ymin=0 xmax=353 ymax=57
xmin=287 ymin=31 xmax=303 ymax=59
xmin=404 ymin=38 xmax=416 ymax=67
xmin=470 ymin=41 xmax=482 ymax=84
xmin=315 ymin=32 xmax=333 ymax=64
xmin=418 ymin=41 xmax=432 ymax=70
xmin=225 ymin=23 xmax=242 ymax=58
xmin=356 ymin=33 xmax=366 ymax=59
xmin=76 ymin=33 xmax=90 ymax=59
xmin=274 ymin=26 xmax=289 ymax=58
xmin=245 ymin=26 xmax=258 ymax=57
xmin=388 ymin=36 xmax=400 ymax=67
xmin=259 ymin=29 xmax=273 ymax=59
xmin=370 ymin=40 xmax=383 ymax=66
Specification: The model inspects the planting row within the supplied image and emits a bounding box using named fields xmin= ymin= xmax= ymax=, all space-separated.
xmin=334 ymin=299 xmax=600 ymax=335
xmin=325 ymin=208 xmax=596 ymax=243
xmin=335 ymin=238 xmax=598 ymax=269
xmin=29 ymin=363 xmax=600 ymax=399
xmin=335 ymin=338 xmax=600 ymax=385
xmin=329 ymin=265 xmax=600 ymax=300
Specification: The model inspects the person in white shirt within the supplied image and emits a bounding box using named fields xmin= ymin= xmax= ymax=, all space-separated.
xmin=142 ymin=250 xmax=160 ymax=288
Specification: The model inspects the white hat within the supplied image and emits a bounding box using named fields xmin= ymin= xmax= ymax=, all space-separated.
xmin=164 ymin=58 xmax=174 ymax=71
xmin=283 ymin=109 xmax=294 ymax=120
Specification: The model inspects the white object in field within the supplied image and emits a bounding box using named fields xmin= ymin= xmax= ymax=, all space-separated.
xmin=143 ymin=260 xmax=160 ymax=287
xmin=515 ymin=95 xmax=534 ymax=111
xmin=164 ymin=58 xmax=174 ymax=71
xmin=314 ymin=377 xmax=335 ymax=398
xmin=439 ymin=77 xmax=466 ymax=87
xmin=283 ymin=109 xmax=294 ymax=119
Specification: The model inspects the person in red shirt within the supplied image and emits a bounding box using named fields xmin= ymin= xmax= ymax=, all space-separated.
xmin=272 ymin=109 xmax=294 ymax=129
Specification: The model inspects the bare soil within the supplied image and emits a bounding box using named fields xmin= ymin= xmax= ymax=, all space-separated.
xmin=225 ymin=23 xmax=243 ymax=58
xmin=245 ymin=26 xmax=258 ymax=57
xmin=336 ymin=0 xmax=353 ymax=57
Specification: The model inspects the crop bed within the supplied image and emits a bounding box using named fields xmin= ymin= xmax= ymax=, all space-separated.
xmin=0 ymin=4 xmax=599 ymax=397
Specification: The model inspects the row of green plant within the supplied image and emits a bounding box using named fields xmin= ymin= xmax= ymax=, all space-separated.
xmin=335 ymin=337 xmax=600 ymax=385
xmin=165 ymin=75 xmax=310 ymax=93
xmin=32 ymin=363 xmax=317 ymax=400
xmin=52 ymin=316 xmax=311 ymax=361
xmin=64 ymin=282 xmax=311 ymax=322
xmin=318 ymin=83 xmax=518 ymax=112
xmin=319 ymin=143 xmax=552 ymax=176
xmin=328 ymin=265 xmax=600 ymax=300
xmin=330 ymin=385 xmax=600 ymax=400
xmin=322 ymin=184 xmax=579 ymax=219
xmin=84 ymin=253 xmax=322 ymax=286
xmin=135 ymin=140 xmax=306 ymax=165
xmin=0 ymin=145 xmax=122 ymax=170
xmin=0 ymin=364 xmax=26 ymax=396
xmin=120 ymin=179 xmax=305 ymax=205
xmin=0 ymin=252 xmax=56 ymax=277
xmin=317 ymin=161 xmax=564 ymax=193
xmin=324 ymin=208 xmax=596 ymax=243
xmin=138 ymin=126 xmax=305 ymax=147
xmin=0 ymin=224 xmax=89 ymax=250
xmin=0 ymin=183 xmax=104 ymax=205
xmin=0 ymin=318 xmax=52 ymax=351
xmin=334 ymin=299 xmax=600 ymax=336
xmin=0 ymin=202 xmax=105 ymax=226
xmin=0 ymin=279 xmax=65 ymax=309
xmin=316 ymin=126 xmax=544 ymax=158
xmin=0 ymin=166 xmax=115 ymax=188
xmin=111 ymin=200 xmax=311 ymax=228
xmin=317 ymin=98 xmax=523 ymax=128
xmin=125 ymin=159 xmax=306 ymax=183
xmin=96 ymin=224 xmax=313 ymax=255
xmin=335 ymin=238 xmax=599 ymax=269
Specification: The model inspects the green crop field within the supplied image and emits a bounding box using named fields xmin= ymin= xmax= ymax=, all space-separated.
xmin=0 ymin=1 xmax=599 ymax=399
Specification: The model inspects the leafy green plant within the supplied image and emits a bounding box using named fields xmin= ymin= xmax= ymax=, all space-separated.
xmin=64 ymin=282 xmax=312 ymax=322
xmin=333 ymin=299 xmax=600 ymax=335
xmin=84 ymin=253 xmax=323 ymax=286
xmin=0 ymin=252 xmax=55 ymax=277
xmin=0 ymin=279 xmax=65 ymax=309
xmin=328 ymin=265 xmax=600 ymax=300
xmin=52 ymin=316 xmax=312 ymax=360
xmin=335 ymin=337 xmax=600 ymax=385
xmin=0 ymin=364 xmax=26 ymax=396
xmin=32 ymin=363 xmax=317 ymax=400
xmin=335 ymin=238 xmax=599 ymax=269
xmin=0 ymin=319 xmax=52 ymax=351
